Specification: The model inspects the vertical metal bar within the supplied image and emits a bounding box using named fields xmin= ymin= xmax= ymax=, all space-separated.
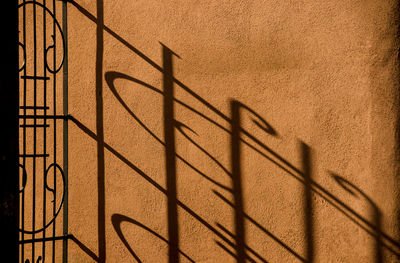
xmin=32 ymin=0 xmax=37 ymax=261
xmin=52 ymin=0 xmax=57 ymax=261
xmin=21 ymin=1 xmax=27 ymax=261
xmin=0 ymin=0 xmax=19 ymax=261
xmin=62 ymin=0 xmax=69 ymax=261
xmin=42 ymin=0 xmax=47 ymax=261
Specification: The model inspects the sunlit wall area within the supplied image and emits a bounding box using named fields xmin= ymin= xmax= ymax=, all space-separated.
xmin=19 ymin=0 xmax=400 ymax=262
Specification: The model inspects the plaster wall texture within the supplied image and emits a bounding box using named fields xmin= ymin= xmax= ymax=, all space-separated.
xmin=19 ymin=0 xmax=400 ymax=262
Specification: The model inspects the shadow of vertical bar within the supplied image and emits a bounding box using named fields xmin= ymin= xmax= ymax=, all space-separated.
xmin=231 ymin=100 xmax=246 ymax=263
xmin=374 ymin=207 xmax=383 ymax=262
xmin=162 ymin=44 xmax=180 ymax=263
xmin=330 ymin=173 xmax=383 ymax=263
xmin=96 ymin=0 xmax=105 ymax=262
xmin=301 ymin=142 xmax=314 ymax=263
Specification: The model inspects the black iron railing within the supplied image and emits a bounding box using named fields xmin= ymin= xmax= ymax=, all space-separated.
xmin=18 ymin=0 xmax=69 ymax=262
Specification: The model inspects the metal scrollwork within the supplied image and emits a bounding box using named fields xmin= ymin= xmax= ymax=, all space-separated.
xmin=18 ymin=1 xmax=66 ymax=74
xmin=18 ymin=41 xmax=26 ymax=72
xmin=45 ymin=33 xmax=65 ymax=74
xmin=19 ymin=163 xmax=66 ymax=234
xmin=18 ymin=0 xmax=69 ymax=260
xmin=19 ymin=163 xmax=27 ymax=194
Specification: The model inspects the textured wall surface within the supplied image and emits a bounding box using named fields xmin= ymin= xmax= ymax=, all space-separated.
xmin=20 ymin=0 xmax=400 ymax=262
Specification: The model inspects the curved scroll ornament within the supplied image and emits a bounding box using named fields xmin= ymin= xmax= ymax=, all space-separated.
xmin=19 ymin=163 xmax=66 ymax=234
xmin=18 ymin=1 xmax=66 ymax=74
xmin=19 ymin=164 xmax=28 ymax=194
xmin=18 ymin=41 xmax=26 ymax=72
xmin=45 ymin=34 xmax=65 ymax=74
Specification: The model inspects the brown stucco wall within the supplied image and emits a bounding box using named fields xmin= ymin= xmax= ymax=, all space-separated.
xmin=19 ymin=0 xmax=400 ymax=262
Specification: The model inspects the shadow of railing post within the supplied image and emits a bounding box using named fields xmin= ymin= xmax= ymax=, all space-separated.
xmin=331 ymin=173 xmax=383 ymax=263
xmin=301 ymin=142 xmax=314 ymax=263
xmin=162 ymin=43 xmax=180 ymax=263
xmin=374 ymin=208 xmax=383 ymax=263
xmin=230 ymin=100 xmax=246 ymax=263
xmin=95 ymin=0 xmax=106 ymax=261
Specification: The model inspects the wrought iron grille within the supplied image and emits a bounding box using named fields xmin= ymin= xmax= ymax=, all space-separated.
xmin=18 ymin=0 xmax=69 ymax=262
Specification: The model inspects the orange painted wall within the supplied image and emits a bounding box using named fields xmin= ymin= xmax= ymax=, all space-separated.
xmin=19 ymin=0 xmax=400 ymax=262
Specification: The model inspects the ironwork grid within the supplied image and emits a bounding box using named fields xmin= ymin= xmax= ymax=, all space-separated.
xmin=18 ymin=0 xmax=68 ymax=262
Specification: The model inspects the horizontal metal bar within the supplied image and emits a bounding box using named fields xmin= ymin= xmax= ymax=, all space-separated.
xmin=20 ymin=75 xmax=50 ymax=80
xmin=20 ymin=124 xmax=50 ymax=128
xmin=18 ymin=234 xmax=73 ymax=244
xmin=18 ymin=154 xmax=49 ymax=158
xmin=18 ymin=115 xmax=71 ymax=120
xmin=20 ymin=106 xmax=50 ymax=110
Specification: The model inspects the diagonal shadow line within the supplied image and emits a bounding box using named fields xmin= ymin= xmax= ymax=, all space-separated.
xmin=213 ymin=189 xmax=308 ymax=262
xmin=175 ymin=120 xmax=231 ymax=177
xmin=215 ymin=241 xmax=258 ymax=263
xmin=70 ymin=0 xmax=400 ymax=254
xmin=70 ymin=1 xmax=163 ymax=72
xmin=69 ymin=235 xmax=99 ymax=262
xmin=216 ymin=223 xmax=269 ymax=263
xmin=70 ymin=116 xmax=165 ymax=194
xmin=69 ymin=116 xmax=273 ymax=261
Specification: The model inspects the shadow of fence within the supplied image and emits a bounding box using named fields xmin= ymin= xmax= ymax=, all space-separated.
xmin=65 ymin=1 xmax=400 ymax=262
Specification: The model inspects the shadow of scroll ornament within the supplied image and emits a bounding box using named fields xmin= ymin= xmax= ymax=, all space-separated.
xmin=111 ymin=214 xmax=195 ymax=262
xmin=330 ymin=173 xmax=383 ymax=263
xmin=104 ymin=71 xmax=233 ymax=191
